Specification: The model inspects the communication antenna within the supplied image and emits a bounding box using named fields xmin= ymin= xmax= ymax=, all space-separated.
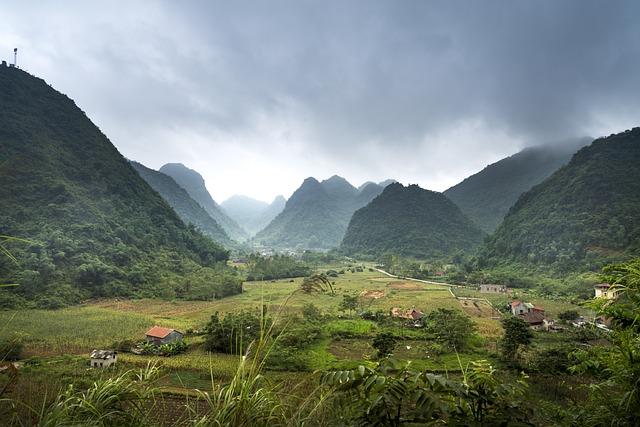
xmin=13 ymin=48 xmax=17 ymax=67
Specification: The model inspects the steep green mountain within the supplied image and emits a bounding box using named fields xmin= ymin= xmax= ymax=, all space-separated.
xmin=444 ymin=138 xmax=591 ymax=233
xmin=130 ymin=161 xmax=232 ymax=245
xmin=476 ymin=128 xmax=640 ymax=273
xmin=0 ymin=65 xmax=240 ymax=308
xmin=159 ymin=163 xmax=248 ymax=242
xmin=221 ymin=195 xmax=286 ymax=237
xmin=253 ymin=176 xmax=385 ymax=250
xmin=341 ymin=183 xmax=486 ymax=259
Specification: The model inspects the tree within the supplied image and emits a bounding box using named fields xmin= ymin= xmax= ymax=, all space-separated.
xmin=499 ymin=315 xmax=534 ymax=366
xmin=339 ymin=294 xmax=359 ymax=317
xmin=557 ymin=310 xmax=580 ymax=322
xmin=372 ymin=332 xmax=398 ymax=359
xmin=425 ymin=308 xmax=476 ymax=352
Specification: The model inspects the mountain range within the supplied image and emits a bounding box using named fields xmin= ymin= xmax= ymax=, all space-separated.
xmin=444 ymin=138 xmax=591 ymax=233
xmin=221 ymin=195 xmax=286 ymax=237
xmin=159 ymin=163 xmax=249 ymax=242
xmin=3 ymin=64 xmax=639 ymax=308
xmin=252 ymin=176 xmax=389 ymax=250
xmin=130 ymin=161 xmax=232 ymax=245
xmin=476 ymin=127 xmax=640 ymax=273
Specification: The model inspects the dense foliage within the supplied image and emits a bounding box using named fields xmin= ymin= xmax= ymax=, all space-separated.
xmin=444 ymin=140 xmax=588 ymax=233
xmin=203 ymin=310 xmax=267 ymax=355
xmin=0 ymin=66 xmax=240 ymax=308
xmin=253 ymin=176 xmax=383 ymax=250
xmin=244 ymin=253 xmax=312 ymax=281
xmin=476 ymin=128 xmax=640 ymax=274
xmin=341 ymin=183 xmax=486 ymax=260
xmin=424 ymin=308 xmax=477 ymax=352
xmin=558 ymin=258 xmax=640 ymax=426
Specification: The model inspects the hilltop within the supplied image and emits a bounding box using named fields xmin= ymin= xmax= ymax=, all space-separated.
xmin=341 ymin=183 xmax=486 ymax=260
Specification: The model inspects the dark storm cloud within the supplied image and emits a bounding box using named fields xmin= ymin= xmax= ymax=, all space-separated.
xmin=2 ymin=1 xmax=639 ymax=201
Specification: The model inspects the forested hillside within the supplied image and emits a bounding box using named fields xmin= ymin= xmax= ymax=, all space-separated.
xmin=0 ymin=65 xmax=240 ymax=308
xmin=341 ymin=183 xmax=486 ymax=260
xmin=253 ymin=176 xmax=385 ymax=250
xmin=159 ymin=163 xmax=248 ymax=242
xmin=444 ymin=138 xmax=590 ymax=233
xmin=130 ymin=161 xmax=232 ymax=245
xmin=476 ymin=128 xmax=640 ymax=273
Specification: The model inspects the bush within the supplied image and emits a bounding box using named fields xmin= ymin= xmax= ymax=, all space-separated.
xmin=0 ymin=336 xmax=23 ymax=360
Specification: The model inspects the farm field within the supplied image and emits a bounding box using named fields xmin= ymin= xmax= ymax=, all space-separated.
xmin=0 ymin=268 xmax=459 ymax=356
xmin=0 ymin=266 xmax=588 ymax=408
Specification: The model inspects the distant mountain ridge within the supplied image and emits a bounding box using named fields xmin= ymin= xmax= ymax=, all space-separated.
xmin=159 ymin=163 xmax=248 ymax=242
xmin=476 ymin=128 xmax=640 ymax=272
xmin=253 ymin=175 xmax=389 ymax=250
xmin=444 ymin=138 xmax=591 ymax=233
xmin=341 ymin=183 xmax=486 ymax=259
xmin=130 ymin=161 xmax=232 ymax=245
xmin=221 ymin=195 xmax=286 ymax=237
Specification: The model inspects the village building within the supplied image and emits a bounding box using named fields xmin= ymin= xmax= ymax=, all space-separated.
xmin=145 ymin=326 xmax=183 ymax=346
xmin=90 ymin=349 xmax=117 ymax=367
xmin=480 ymin=284 xmax=507 ymax=294
xmin=509 ymin=300 xmax=545 ymax=317
xmin=594 ymin=283 xmax=620 ymax=299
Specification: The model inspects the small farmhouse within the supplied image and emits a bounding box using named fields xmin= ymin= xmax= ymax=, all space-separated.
xmin=391 ymin=307 xmax=424 ymax=326
xmin=146 ymin=326 xmax=183 ymax=346
xmin=90 ymin=349 xmax=117 ymax=367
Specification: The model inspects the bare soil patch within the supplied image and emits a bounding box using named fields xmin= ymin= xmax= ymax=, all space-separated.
xmin=360 ymin=289 xmax=385 ymax=300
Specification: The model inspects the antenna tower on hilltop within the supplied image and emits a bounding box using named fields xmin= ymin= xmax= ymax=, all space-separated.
xmin=13 ymin=48 xmax=17 ymax=67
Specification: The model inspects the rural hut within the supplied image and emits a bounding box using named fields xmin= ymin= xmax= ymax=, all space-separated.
xmin=145 ymin=326 xmax=183 ymax=346
xmin=90 ymin=349 xmax=117 ymax=367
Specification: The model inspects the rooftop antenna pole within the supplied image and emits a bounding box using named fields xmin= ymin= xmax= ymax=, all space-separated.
xmin=13 ymin=48 xmax=17 ymax=67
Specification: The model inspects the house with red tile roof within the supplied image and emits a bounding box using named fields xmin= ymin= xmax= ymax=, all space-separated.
xmin=145 ymin=326 xmax=183 ymax=346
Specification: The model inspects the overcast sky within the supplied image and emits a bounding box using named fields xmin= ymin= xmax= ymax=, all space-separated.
xmin=2 ymin=1 xmax=639 ymax=203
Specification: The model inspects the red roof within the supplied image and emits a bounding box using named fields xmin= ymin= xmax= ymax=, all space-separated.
xmin=146 ymin=326 xmax=176 ymax=339
xmin=510 ymin=300 xmax=522 ymax=307
xmin=594 ymin=283 xmax=611 ymax=288
xmin=532 ymin=306 xmax=545 ymax=312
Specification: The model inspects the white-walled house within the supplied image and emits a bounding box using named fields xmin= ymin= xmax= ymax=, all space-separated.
xmin=594 ymin=283 xmax=619 ymax=299
xmin=90 ymin=349 xmax=117 ymax=367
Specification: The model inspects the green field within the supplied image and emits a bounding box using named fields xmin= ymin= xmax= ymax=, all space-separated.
xmin=1 ymin=266 xmax=589 ymax=400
